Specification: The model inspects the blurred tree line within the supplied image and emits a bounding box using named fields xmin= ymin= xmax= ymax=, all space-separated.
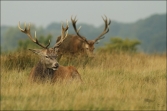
xmin=1 ymin=13 xmax=166 ymax=53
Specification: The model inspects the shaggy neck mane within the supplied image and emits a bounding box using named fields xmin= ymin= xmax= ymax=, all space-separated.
xmin=34 ymin=61 xmax=55 ymax=80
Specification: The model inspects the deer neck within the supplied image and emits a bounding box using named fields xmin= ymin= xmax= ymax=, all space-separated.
xmin=35 ymin=61 xmax=55 ymax=80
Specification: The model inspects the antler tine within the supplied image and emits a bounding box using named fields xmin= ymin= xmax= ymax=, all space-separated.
xmin=63 ymin=20 xmax=69 ymax=32
xmin=64 ymin=20 xmax=69 ymax=38
xmin=54 ymin=20 xmax=69 ymax=48
xmin=93 ymin=15 xmax=111 ymax=43
xmin=77 ymin=26 xmax=82 ymax=33
xmin=71 ymin=16 xmax=89 ymax=44
xmin=61 ymin=21 xmax=69 ymax=42
xmin=34 ymin=31 xmax=50 ymax=48
xmin=27 ymin=23 xmax=31 ymax=32
xmin=18 ymin=21 xmax=25 ymax=32
xmin=18 ymin=22 xmax=50 ymax=49
xmin=102 ymin=15 xmax=111 ymax=32
xmin=62 ymin=20 xmax=69 ymax=31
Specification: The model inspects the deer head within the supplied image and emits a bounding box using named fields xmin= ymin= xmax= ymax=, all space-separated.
xmin=18 ymin=21 xmax=69 ymax=70
xmin=71 ymin=15 xmax=111 ymax=57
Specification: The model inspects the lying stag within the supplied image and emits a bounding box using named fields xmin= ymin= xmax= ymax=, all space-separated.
xmin=56 ymin=15 xmax=111 ymax=61
xmin=18 ymin=21 xmax=82 ymax=83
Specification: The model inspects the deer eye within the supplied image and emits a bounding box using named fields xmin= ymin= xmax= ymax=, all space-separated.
xmin=45 ymin=56 xmax=49 ymax=58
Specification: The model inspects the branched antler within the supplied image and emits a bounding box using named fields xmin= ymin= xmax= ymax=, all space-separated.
xmin=54 ymin=20 xmax=69 ymax=48
xmin=93 ymin=15 xmax=111 ymax=43
xmin=18 ymin=22 xmax=50 ymax=49
xmin=71 ymin=16 xmax=89 ymax=44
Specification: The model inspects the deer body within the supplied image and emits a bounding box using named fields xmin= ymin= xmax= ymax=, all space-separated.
xmin=56 ymin=34 xmax=95 ymax=59
xmin=52 ymin=65 xmax=82 ymax=82
xmin=30 ymin=63 xmax=82 ymax=83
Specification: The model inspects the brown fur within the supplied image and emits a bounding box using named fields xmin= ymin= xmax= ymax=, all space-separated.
xmin=52 ymin=65 xmax=82 ymax=83
xmin=29 ymin=62 xmax=82 ymax=83
xmin=56 ymin=34 xmax=95 ymax=60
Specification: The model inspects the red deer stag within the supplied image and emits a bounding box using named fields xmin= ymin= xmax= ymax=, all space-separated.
xmin=18 ymin=21 xmax=82 ymax=83
xmin=56 ymin=15 xmax=111 ymax=61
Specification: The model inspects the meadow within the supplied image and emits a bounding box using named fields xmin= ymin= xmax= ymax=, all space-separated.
xmin=1 ymin=51 xmax=166 ymax=110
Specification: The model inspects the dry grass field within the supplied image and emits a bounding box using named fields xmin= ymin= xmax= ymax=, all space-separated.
xmin=1 ymin=51 xmax=166 ymax=110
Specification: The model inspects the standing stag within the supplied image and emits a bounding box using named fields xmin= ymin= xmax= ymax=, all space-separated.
xmin=18 ymin=21 xmax=82 ymax=83
xmin=56 ymin=15 xmax=111 ymax=61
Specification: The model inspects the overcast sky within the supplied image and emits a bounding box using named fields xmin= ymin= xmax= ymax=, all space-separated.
xmin=1 ymin=1 xmax=166 ymax=28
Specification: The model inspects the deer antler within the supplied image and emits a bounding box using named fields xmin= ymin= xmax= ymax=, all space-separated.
xmin=71 ymin=16 xmax=89 ymax=44
xmin=93 ymin=15 xmax=111 ymax=43
xmin=18 ymin=22 xmax=50 ymax=49
xmin=53 ymin=20 xmax=69 ymax=49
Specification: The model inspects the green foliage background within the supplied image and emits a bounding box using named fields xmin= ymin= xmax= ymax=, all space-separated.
xmin=1 ymin=13 xmax=166 ymax=53
xmin=98 ymin=37 xmax=141 ymax=53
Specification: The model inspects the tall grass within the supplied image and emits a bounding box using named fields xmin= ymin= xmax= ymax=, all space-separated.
xmin=1 ymin=51 xmax=166 ymax=110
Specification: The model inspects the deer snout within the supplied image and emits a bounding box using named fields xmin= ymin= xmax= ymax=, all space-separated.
xmin=54 ymin=63 xmax=59 ymax=68
xmin=52 ymin=62 xmax=59 ymax=70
